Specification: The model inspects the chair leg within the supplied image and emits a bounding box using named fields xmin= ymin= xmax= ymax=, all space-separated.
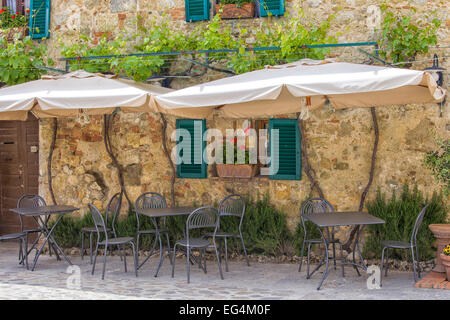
xmin=186 ymin=247 xmax=191 ymax=283
xmin=224 ymin=237 xmax=229 ymax=272
xmin=340 ymin=243 xmax=344 ymax=277
xmin=203 ymin=249 xmax=207 ymax=273
xmin=385 ymin=247 xmax=389 ymax=277
xmin=24 ymin=234 xmax=29 ymax=270
xmin=130 ymin=242 xmax=138 ymax=277
xmin=171 ymin=244 xmax=177 ymax=278
xmin=213 ymin=243 xmax=224 ymax=280
xmin=298 ymin=238 xmax=306 ymax=272
xmin=380 ymin=246 xmax=387 ymax=287
xmin=91 ymin=242 xmax=99 ymax=275
xmin=102 ymin=244 xmax=108 ymax=280
xmin=411 ymin=247 xmax=418 ymax=283
xmin=81 ymin=231 xmax=85 ymax=260
xmin=415 ymin=246 xmax=421 ymax=279
xmin=165 ymin=232 xmax=173 ymax=265
xmin=332 ymin=242 xmax=337 ymax=270
xmin=239 ymin=232 xmax=250 ymax=267
xmin=306 ymin=243 xmax=312 ymax=279
xmin=89 ymin=232 xmax=93 ymax=265
xmin=136 ymin=233 xmax=141 ymax=267
xmin=123 ymin=245 xmax=127 ymax=273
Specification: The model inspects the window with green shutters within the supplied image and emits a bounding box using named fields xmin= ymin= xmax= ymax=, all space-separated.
xmin=176 ymin=119 xmax=207 ymax=179
xmin=259 ymin=0 xmax=285 ymax=17
xmin=185 ymin=0 xmax=210 ymax=22
xmin=29 ymin=0 xmax=50 ymax=39
xmin=268 ymin=119 xmax=301 ymax=180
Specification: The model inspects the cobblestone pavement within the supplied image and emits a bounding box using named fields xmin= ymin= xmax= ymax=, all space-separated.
xmin=0 ymin=243 xmax=449 ymax=300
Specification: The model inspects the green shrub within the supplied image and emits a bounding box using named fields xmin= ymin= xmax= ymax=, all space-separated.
xmin=50 ymin=194 xmax=294 ymax=257
xmin=363 ymin=184 xmax=448 ymax=261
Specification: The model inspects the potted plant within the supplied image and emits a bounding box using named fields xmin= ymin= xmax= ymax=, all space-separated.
xmin=215 ymin=0 xmax=255 ymax=19
xmin=216 ymin=142 xmax=258 ymax=178
xmin=0 ymin=7 xmax=29 ymax=41
xmin=441 ymin=244 xmax=450 ymax=281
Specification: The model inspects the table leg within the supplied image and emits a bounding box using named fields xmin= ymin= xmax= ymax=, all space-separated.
xmin=316 ymin=227 xmax=330 ymax=290
xmin=31 ymin=215 xmax=72 ymax=271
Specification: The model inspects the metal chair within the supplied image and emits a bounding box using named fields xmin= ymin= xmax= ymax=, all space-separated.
xmin=204 ymin=194 xmax=249 ymax=272
xmin=172 ymin=206 xmax=224 ymax=283
xmin=89 ymin=203 xmax=137 ymax=280
xmin=81 ymin=192 xmax=123 ymax=264
xmin=0 ymin=231 xmax=28 ymax=269
xmin=134 ymin=192 xmax=171 ymax=270
xmin=380 ymin=204 xmax=429 ymax=285
xmin=17 ymin=194 xmax=58 ymax=261
xmin=298 ymin=197 xmax=344 ymax=278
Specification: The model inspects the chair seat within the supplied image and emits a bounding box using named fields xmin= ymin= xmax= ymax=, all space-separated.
xmin=23 ymin=228 xmax=42 ymax=234
xmin=98 ymin=237 xmax=134 ymax=245
xmin=0 ymin=232 xmax=26 ymax=241
xmin=381 ymin=240 xmax=412 ymax=249
xmin=82 ymin=227 xmax=111 ymax=233
xmin=204 ymin=231 xmax=238 ymax=238
xmin=305 ymin=238 xmax=340 ymax=244
xmin=138 ymin=229 xmax=167 ymax=234
xmin=176 ymin=238 xmax=211 ymax=248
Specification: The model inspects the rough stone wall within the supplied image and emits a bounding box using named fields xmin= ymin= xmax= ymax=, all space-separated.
xmin=39 ymin=0 xmax=449 ymax=234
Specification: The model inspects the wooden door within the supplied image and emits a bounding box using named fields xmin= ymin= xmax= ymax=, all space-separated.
xmin=0 ymin=115 xmax=39 ymax=236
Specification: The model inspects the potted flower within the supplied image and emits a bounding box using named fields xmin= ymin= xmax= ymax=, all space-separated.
xmin=215 ymin=0 xmax=255 ymax=19
xmin=216 ymin=141 xmax=258 ymax=178
xmin=0 ymin=7 xmax=29 ymax=40
xmin=441 ymin=244 xmax=450 ymax=281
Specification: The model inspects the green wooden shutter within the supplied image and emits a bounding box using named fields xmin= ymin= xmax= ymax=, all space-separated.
xmin=176 ymin=119 xmax=207 ymax=178
xmin=269 ymin=119 xmax=301 ymax=180
xmin=259 ymin=0 xmax=285 ymax=17
xmin=185 ymin=0 xmax=210 ymax=22
xmin=29 ymin=0 xmax=50 ymax=39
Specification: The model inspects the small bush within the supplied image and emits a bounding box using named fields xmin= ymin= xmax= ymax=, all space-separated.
xmin=363 ymin=184 xmax=448 ymax=261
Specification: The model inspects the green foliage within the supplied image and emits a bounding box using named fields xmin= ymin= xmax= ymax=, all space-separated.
xmin=60 ymin=8 xmax=336 ymax=80
xmin=218 ymin=0 xmax=254 ymax=7
xmin=50 ymin=194 xmax=293 ymax=257
xmin=378 ymin=2 xmax=441 ymax=66
xmin=222 ymin=141 xmax=251 ymax=164
xmin=0 ymin=34 xmax=52 ymax=85
xmin=424 ymin=138 xmax=449 ymax=196
xmin=363 ymin=184 xmax=448 ymax=261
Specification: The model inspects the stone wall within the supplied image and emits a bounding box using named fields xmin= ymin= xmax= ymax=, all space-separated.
xmin=38 ymin=0 xmax=450 ymax=235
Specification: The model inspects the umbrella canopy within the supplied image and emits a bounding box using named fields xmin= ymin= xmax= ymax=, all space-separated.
xmin=152 ymin=59 xmax=446 ymax=119
xmin=0 ymin=70 xmax=172 ymax=120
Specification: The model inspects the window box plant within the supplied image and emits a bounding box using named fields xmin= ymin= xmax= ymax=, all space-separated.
xmin=215 ymin=0 xmax=255 ymax=19
xmin=0 ymin=7 xmax=29 ymax=41
xmin=440 ymin=244 xmax=450 ymax=281
xmin=216 ymin=142 xmax=258 ymax=178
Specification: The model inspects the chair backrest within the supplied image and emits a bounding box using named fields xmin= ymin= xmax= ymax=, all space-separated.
xmin=106 ymin=191 xmax=123 ymax=234
xmin=186 ymin=206 xmax=219 ymax=240
xmin=88 ymin=203 xmax=108 ymax=238
xmin=300 ymin=198 xmax=335 ymax=240
xmin=410 ymin=204 xmax=429 ymax=245
xmin=134 ymin=192 xmax=167 ymax=231
xmin=218 ymin=194 xmax=246 ymax=230
xmin=17 ymin=194 xmax=47 ymax=231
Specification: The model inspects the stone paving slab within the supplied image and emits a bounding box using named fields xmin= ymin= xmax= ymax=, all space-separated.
xmin=0 ymin=243 xmax=449 ymax=300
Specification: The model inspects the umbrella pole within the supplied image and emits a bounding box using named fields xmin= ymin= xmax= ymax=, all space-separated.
xmin=160 ymin=113 xmax=176 ymax=207
xmin=48 ymin=118 xmax=58 ymax=205
xmin=343 ymin=107 xmax=379 ymax=253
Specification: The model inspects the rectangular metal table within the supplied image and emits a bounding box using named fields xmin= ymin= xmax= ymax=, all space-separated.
xmin=10 ymin=205 xmax=79 ymax=271
xmin=303 ymin=211 xmax=385 ymax=290
xmin=135 ymin=206 xmax=195 ymax=277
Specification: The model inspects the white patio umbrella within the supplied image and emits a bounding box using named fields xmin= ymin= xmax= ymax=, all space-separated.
xmin=151 ymin=59 xmax=446 ymax=118
xmin=0 ymin=70 xmax=172 ymax=120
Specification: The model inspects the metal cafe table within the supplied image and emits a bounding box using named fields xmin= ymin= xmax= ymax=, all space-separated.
xmin=10 ymin=205 xmax=79 ymax=271
xmin=303 ymin=211 xmax=385 ymax=290
xmin=135 ymin=206 xmax=195 ymax=277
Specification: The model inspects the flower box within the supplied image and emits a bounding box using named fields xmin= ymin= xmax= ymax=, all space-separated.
xmin=0 ymin=26 xmax=28 ymax=41
xmin=215 ymin=3 xmax=255 ymax=19
xmin=216 ymin=164 xmax=258 ymax=178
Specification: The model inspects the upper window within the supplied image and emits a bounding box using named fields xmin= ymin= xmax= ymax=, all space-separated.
xmin=29 ymin=0 xmax=50 ymax=39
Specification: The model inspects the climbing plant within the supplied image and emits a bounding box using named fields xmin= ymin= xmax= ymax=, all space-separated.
xmin=377 ymin=2 xmax=441 ymax=67
xmin=424 ymin=138 xmax=450 ymax=196
xmin=0 ymin=33 xmax=52 ymax=85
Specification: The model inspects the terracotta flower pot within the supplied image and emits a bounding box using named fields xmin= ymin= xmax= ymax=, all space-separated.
xmin=216 ymin=164 xmax=258 ymax=178
xmin=215 ymin=3 xmax=255 ymax=19
xmin=439 ymin=254 xmax=450 ymax=281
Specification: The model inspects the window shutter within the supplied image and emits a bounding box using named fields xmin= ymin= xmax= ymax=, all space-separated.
xmin=259 ymin=0 xmax=285 ymax=17
xmin=269 ymin=119 xmax=301 ymax=180
xmin=29 ymin=0 xmax=50 ymax=39
xmin=185 ymin=0 xmax=210 ymax=22
xmin=176 ymin=119 xmax=207 ymax=179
